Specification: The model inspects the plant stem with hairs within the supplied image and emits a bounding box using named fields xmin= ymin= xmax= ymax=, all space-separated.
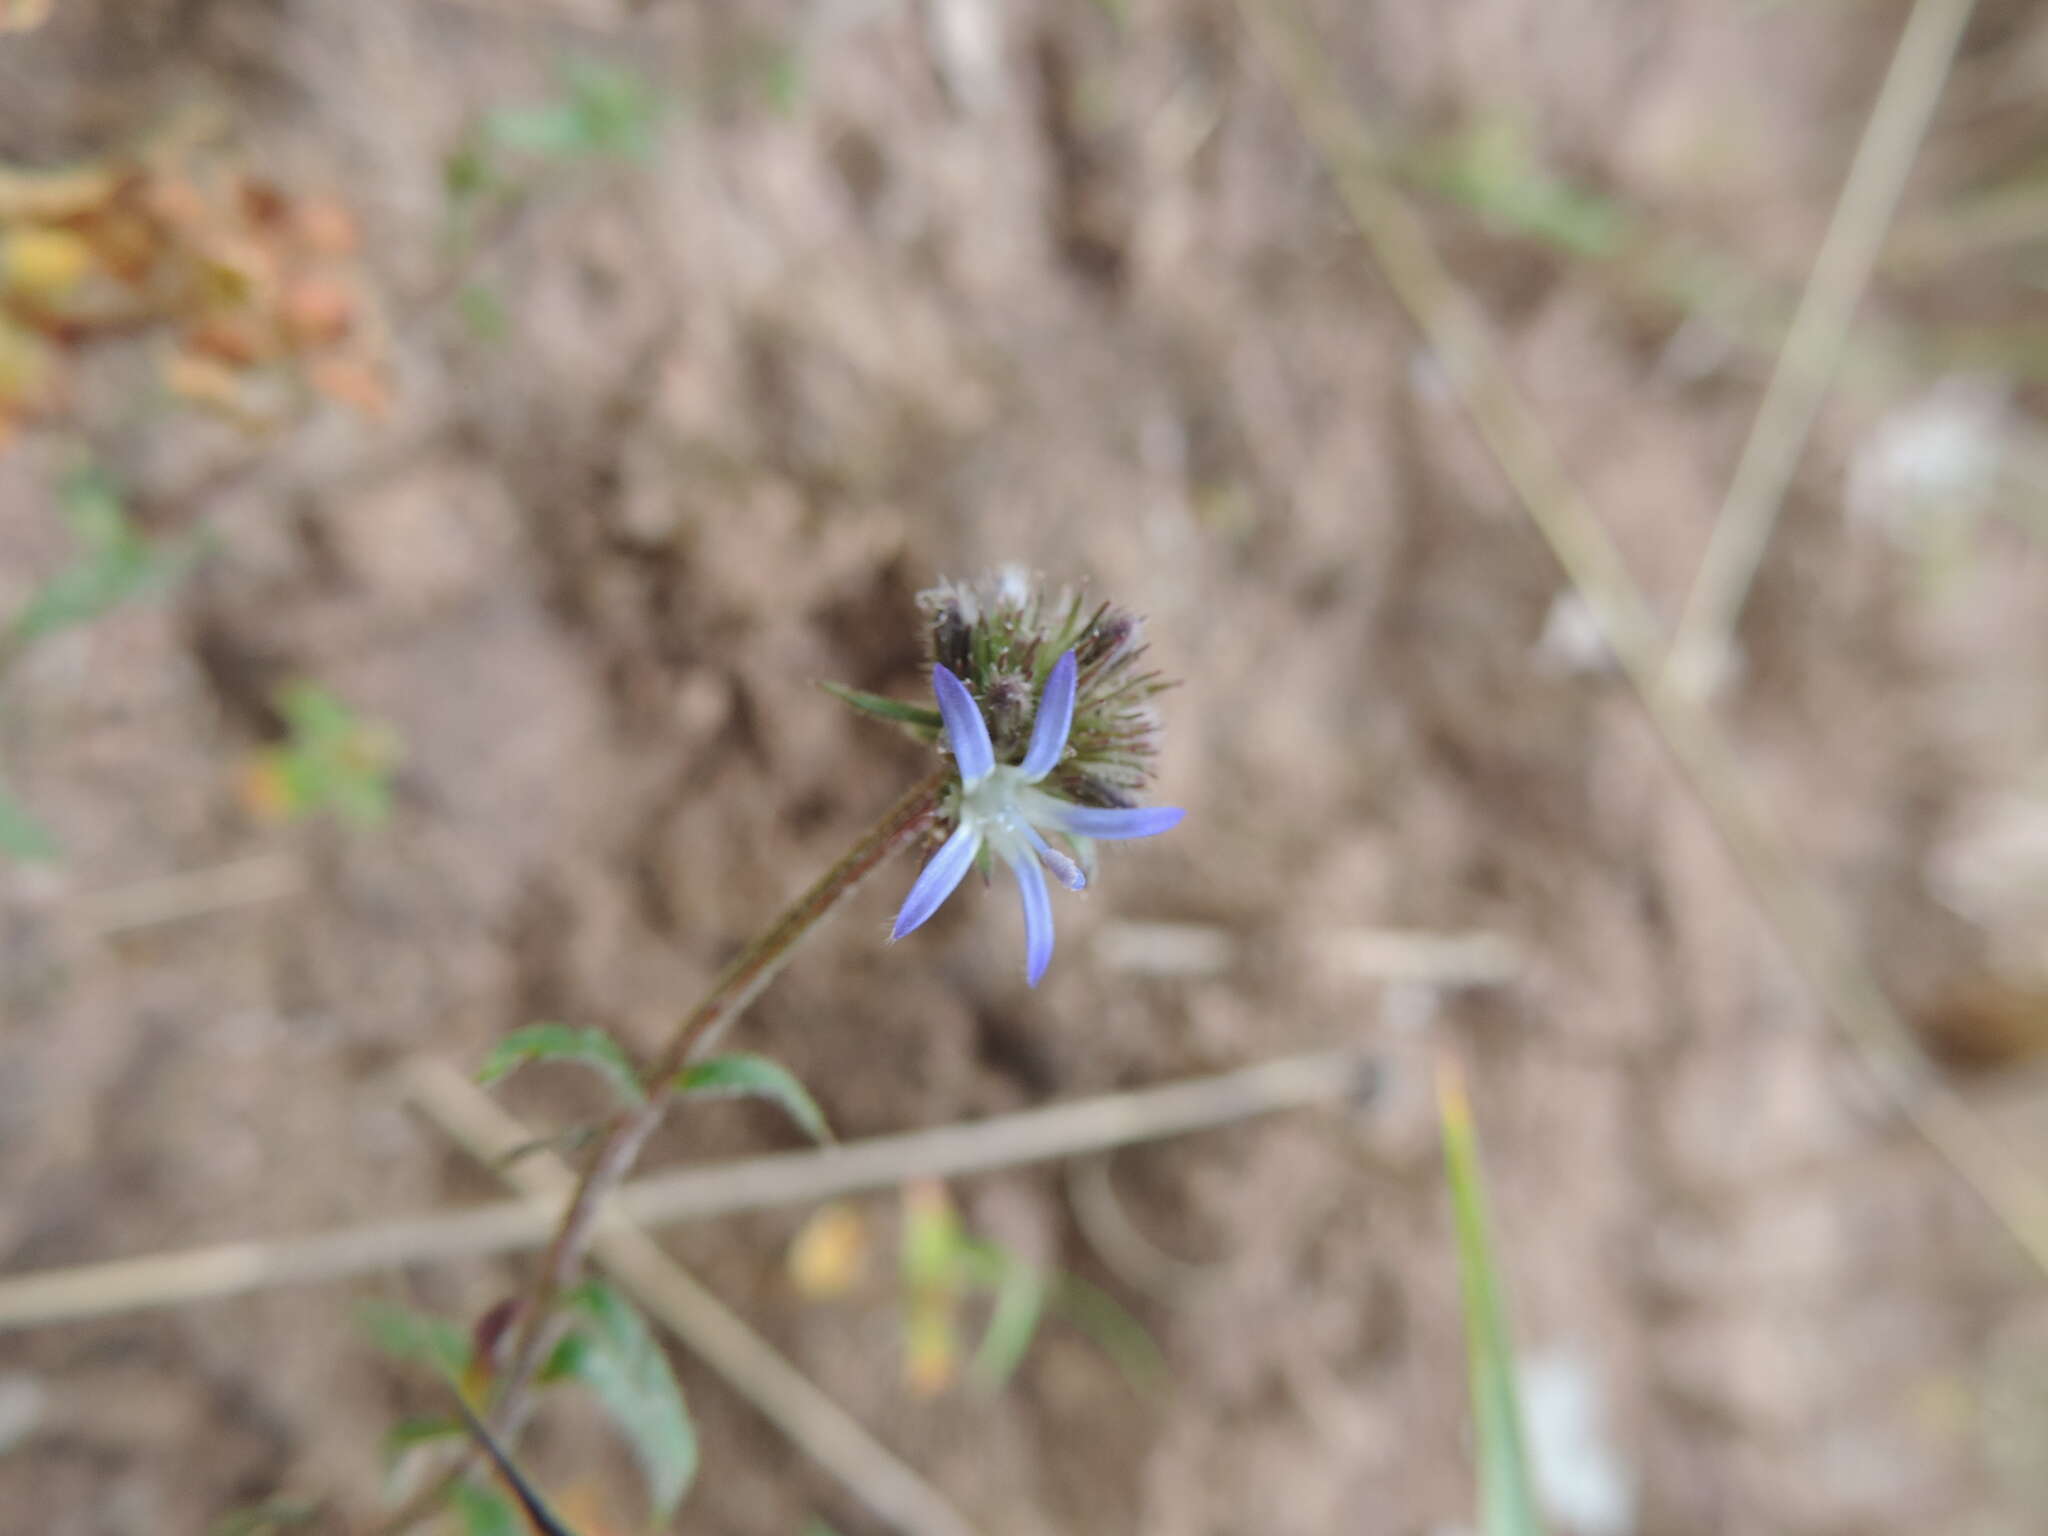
xmin=375 ymin=764 xmax=951 ymax=1535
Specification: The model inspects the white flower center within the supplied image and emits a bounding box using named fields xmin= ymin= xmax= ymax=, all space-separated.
xmin=958 ymin=767 xmax=1084 ymax=890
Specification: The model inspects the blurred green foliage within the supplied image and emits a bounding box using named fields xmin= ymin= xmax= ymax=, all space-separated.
xmin=1440 ymin=1059 xmax=1545 ymax=1536
xmin=541 ymin=1279 xmax=697 ymax=1521
xmin=357 ymin=1298 xmax=473 ymax=1381
xmin=11 ymin=465 xmax=190 ymax=645
xmin=451 ymin=1482 xmax=522 ymax=1536
xmin=0 ymin=777 xmax=54 ymax=859
xmin=487 ymin=59 xmax=661 ymax=162
xmin=244 ymin=682 xmax=398 ymax=827
xmin=0 ymin=464 xmax=194 ymax=862
xmin=898 ymin=1181 xmax=1161 ymax=1397
xmin=1417 ymin=115 xmax=1629 ymax=261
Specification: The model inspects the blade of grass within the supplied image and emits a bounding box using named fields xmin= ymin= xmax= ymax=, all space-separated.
xmin=1438 ymin=1056 xmax=1544 ymax=1536
xmin=1667 ymin=0 xmax=1980 ymax=690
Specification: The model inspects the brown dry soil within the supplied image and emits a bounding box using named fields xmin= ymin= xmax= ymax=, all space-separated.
xmin=6 ymin=1 xmax=2048 ymax=1533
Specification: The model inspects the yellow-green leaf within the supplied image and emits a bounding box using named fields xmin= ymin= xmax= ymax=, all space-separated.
xmin=1439 ymin=1056 xmax=1545 ymax=1536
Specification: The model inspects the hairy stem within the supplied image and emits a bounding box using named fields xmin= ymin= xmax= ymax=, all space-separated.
xmin=374 ymin=764 xmax=951 ymax=1533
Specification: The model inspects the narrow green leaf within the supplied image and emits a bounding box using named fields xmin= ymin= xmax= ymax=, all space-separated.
xmin=354 ymin=1300 xmax=471 ymax=1380
xmin=818 ymin=680 xmax=944 ymax=733
xmin=0 ymin=779 xmax=56 ymax=860
xmin=1439 ymin=1056 xmax=1545 ymax=1536
xmin=480 ymin=1024 xmax=646 ymax=1106
xmin=671 ymin=1052 xmax=831 ymax=1143
xmin=967 ymin=1250 xmax=1047 ymax=1390
xmin=553 ymin=1279 xmax=697 ymax=1518
xmin=948 ymin=1235 xmax=1163 ymax=1392
xmin=451 ymin=1482 xmax=521 ymax=1536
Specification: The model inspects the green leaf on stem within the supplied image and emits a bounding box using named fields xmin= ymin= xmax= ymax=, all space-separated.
xmin=1439 ymin=1055 xmax=1545 ymax=1536
xmin=544 ymin=1279 xmax=697 ymax=1519
xmin=671 ymin=1052 xmax=832 ymax=1144
xmin=355 ymin=1299 xmax=470 ymax=1380
xmin=480 ymin=1024 xmax=646 ymax=1106
xmin=819 ymin=679 xmax=944 ymax=734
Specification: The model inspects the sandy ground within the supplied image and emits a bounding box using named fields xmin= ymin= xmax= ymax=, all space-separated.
xmin=4 ymin=0 xmax=2048 ymax=1532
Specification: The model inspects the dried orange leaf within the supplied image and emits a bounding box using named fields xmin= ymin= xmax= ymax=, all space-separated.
xmin=185 ymin=314 xmax=271 ymax=367
xmin=280 ymin=276 xmax=354 ymax=350
xmin=307 ymin=356 xmax=390 ymax=418
xmin=238 ymin=756 xmax=297 ymax=823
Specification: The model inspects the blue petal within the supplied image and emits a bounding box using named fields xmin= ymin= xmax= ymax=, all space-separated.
xmin=891 ymin=822 xmax=982 ymax=940
xmin=1009 ymin=849 xmax=1056 ymax=986
xmin=1048 ymin=804 xmax=1185 ymax=841
xmin=1019 ymin=650 xmax=1078 ymax=781
xmin=930 ymin=664 xmax=995 ymax=784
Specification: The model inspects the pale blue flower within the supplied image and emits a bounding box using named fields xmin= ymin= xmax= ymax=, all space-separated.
xmin=891 ymin=650 xmax=1183 ymax=986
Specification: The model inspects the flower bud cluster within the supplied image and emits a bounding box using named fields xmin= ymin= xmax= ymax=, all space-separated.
xmin=915 ymin=567 xmax=1166 ymax=811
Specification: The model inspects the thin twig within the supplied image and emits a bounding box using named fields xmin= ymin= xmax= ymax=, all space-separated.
xmin=1665 ymin=0 xmax=1980 ymax=691
xmin=1065 ymin=1158 xmax=1217 ymax=1302
xmin=1092 ymin=920 xmax=1521 ymax=985
xmin=70 ymin=853 xmax=303 ymax=935
xmin=402 ymin=1056 xmax=986 ymax=1536
xmin=0 ymin=1044 xmax=1375 ymax=1332
xmin=1237 ymin=0 xmax=2048 ymax=1280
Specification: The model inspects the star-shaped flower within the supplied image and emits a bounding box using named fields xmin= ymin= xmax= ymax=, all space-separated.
xmin=891 ymin=650 xmax=1183 ymax=986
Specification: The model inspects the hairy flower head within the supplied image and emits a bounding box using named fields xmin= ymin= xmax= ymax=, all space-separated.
xmin=915 ymin=568 xmax=1167 ymax=810
xmin=836 ymin=569 xmax=1182 ymax=986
